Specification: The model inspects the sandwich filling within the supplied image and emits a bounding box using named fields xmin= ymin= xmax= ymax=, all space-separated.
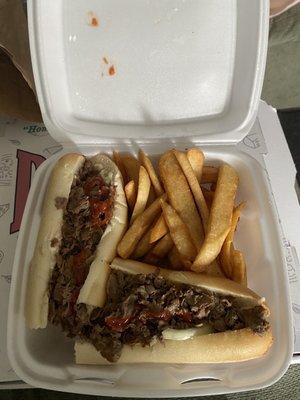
xmin=48 ymin=159 xmax=115 ymax=332
xmin=75 ymin=270 xmax=269 ymax=362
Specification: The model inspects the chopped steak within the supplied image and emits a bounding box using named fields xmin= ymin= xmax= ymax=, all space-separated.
xmin=73 ymin=270 xmax=270 ymax=363
xmin=50 ymin=237 xmax=59 ymax=247
xmin=48 ymin=159 xmax=115 ymax=335
xmin=55 ymin=196 xmax=68 ymax=210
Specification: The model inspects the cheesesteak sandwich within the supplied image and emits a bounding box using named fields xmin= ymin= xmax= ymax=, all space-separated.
xmin=26 ymin=153 xmax=127 ymax=330
xmin=75 ymin=258 xmax=273 ymax=364
xmin=26 ymin=151 xmax=273 ymax=365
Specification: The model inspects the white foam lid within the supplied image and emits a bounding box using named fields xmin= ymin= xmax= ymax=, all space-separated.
xmin=28 ymin=0 xmax=269 ymax=145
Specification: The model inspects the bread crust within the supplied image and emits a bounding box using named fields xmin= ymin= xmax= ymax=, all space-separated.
xmin=110 ymin=258 xmax=269 ymax=311
xmin=26 ymin=153 xmax=85 ymax=329
xmin=77 ymin=154 xmax=127 ymax=307
xmin=75 ymin=258 xmax=272 ymax=364
xmin=75 ymin=328 xmax=273 ymax=364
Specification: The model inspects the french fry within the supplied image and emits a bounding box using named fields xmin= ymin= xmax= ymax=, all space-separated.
xmin=124 ymin=180 xmax=136 ymax=211
xmin=187 ymin=148 xmax=204 ymax=183
xmin=231 ymin=247 xmax=247 ymax=286
xmin=181 ymin=259 xmax=193 ymax=270
xmin=167 ymin=246 xmax=192 ymax=270
xmin=173 ymin=150 xmax=209 ymax=231
xmin=144 ymin=233 xmax=173 ymax=264
xmin=219 ymin=202 xmax=246 ymax=278
xmin=150 ymin=213 xmax=168 ymax=243
xmin=192 ymin=163 xmax=239 ymax=271
xmin=161 ymin=200 xmax=197 ymax=262
xmin=206 ymin=260 xmax=224 ymax=277
xmin=139 ymin=150 xmax=164 ymax=196
xmin=130 ymin=166 xmax=151 ymax=224
xmin=117 ymin=194 xmax=167 ymax=259
xmin=168 ymin=246 xmax=184 ymax=270
xmin=122 ymin=155 xmax=141 ymax=188
xmin=131 ymin=228 xmax=153 ymax=259
xmin=159 ymin=151 xmax=204 ymax=250
xmin=123 ymin=154 xmax=159 ymax=207
xmin=201 ymin=166 xmax=218 ymax=183
xmin=220 ymin=248 xmax=231 ymax=279
xmin=113 ymin=151 xmax=128 ymax=185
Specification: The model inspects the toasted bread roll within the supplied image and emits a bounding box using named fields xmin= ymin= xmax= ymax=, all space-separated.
xmin=26 ymin=153 xmax=127 ymax=329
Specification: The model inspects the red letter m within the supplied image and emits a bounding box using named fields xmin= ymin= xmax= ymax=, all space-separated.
xmin=10 ymin=150 xmax=45 ymax=234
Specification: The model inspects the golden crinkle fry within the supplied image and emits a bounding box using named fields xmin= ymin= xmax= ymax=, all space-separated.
xmin=116 ymin=148 xmax=247 ymax=288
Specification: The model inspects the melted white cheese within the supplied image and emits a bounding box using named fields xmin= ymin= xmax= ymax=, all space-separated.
xmin=162 ymin=325 xmax=213 ymax=341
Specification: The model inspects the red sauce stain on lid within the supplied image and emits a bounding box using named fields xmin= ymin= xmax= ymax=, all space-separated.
xmin=87 ymin=12 xmax=99 ymax=27
xmin=109 ymin=65 xmax=116 ymax=76
xmin=91 ymin=17 xmax=98 ymax=27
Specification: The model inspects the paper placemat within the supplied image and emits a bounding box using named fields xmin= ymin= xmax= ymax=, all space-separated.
xmin=0 ymin=118 xmax=62 ymax=383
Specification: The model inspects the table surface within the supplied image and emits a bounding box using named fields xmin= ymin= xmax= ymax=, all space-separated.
xmin=1 ymin=3 xmax=300 ymax=400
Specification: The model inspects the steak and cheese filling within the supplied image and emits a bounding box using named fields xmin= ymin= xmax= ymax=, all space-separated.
xmin=65 ymin=269 xmax=270 ymax=363
xmin=48 ymin=159 xmax=115 ymax=333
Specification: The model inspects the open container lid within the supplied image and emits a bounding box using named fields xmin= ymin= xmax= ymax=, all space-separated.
xmin=28 ymin=0 xmax=269 ymax=145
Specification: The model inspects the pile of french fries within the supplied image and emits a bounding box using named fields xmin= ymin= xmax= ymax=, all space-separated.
xmin=114 ymin=148 xmax=247 ymax=286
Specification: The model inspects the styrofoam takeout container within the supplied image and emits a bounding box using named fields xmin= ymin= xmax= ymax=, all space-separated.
xmin=7 ymin=0 xmax=293 ymax=397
